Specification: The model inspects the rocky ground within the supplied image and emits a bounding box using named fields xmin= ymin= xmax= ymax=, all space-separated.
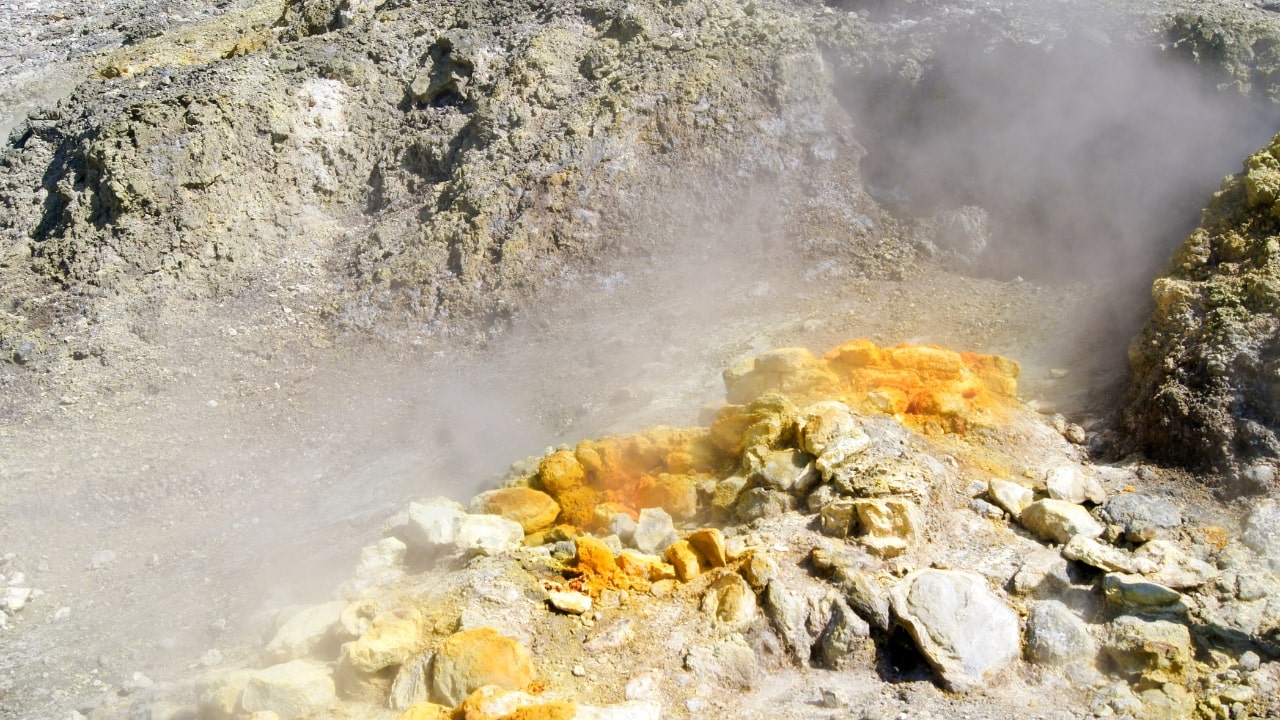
xmin=4 ymin=0 xmax=1280 ymax=719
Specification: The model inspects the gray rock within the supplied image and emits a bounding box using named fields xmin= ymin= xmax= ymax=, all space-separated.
xmin=815 ymin=597 xmax=870 ymax=668
xmin=1100 ymin=493 xmax=1183 ymax=543
xmin=1011 ymin=553 xmax=1074 ymax=599
xmin=763 ymin=580 xmax=811 ymax=657
xmin=683 ymin=637 xmax=758 ymax=689
xmin=734 ymin=488 xmax=794 ymax=523
xmin=1102 ymin=573 xmax=1187 ymax=613
xmin=806 ymin=484 xmax=839 ymax=514
xmin=609 ymin=513 xmax=637 ymax=544
xmin=889 ymin=570 xmax=1021 ymax=692
xmin=749 ymin=449 xmax=818 ymax=494
xmin=1131 ymin=539 xmax=1217 ymax=589
xmin=240 ymin=661 xmax=336 ymax=719
xmin=1025 ymin=600 xmax=1096 ymax=668
xmin=388 ymin=653 xmax=431 ymax=711
xmin=633 ymin=508 xmax=678 ymax=554
xmin=1020 ymin=499 xmax=1104 ymax=544
xmin=969 ymin=498 xmax=1004 ymax=520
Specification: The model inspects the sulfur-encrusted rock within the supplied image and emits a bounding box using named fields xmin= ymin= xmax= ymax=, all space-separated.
xmin=853 ymin=498 xmax=923 ymax=558
xmin=702 ymin=572 xmax=757 ymax=631
xmin=665 ymin=540 xmax=702 ymax=582
xmin=264 ymin=601 xmax=345 ymax=662
xmin=685 ymin=528 xmax=727 ymax=568
xmin=889 ymin=570 xmax=1021 ymax=692
xmin=240 ymin=661 xmax=336 ymax=719
xmin=342 ymin=608 xmax=427 ymax=674
xmin=1102 ymin=616 xmax=1193 ymax=684
xmin=430 ymin=627 xmax=535 ymax=707
xmin=470 ymin=487 xmax=561 ymax=534
xmin=396 ymin=702 xmax=452 ymax=720
xmin=1020 ymin=499 xmax=1104 ymax=544
xmin=798 ymin=401 xmax=868 ymax=458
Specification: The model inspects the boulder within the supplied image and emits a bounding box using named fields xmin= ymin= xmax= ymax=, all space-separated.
xmin=685 ymin=528 xmax=727 ymax=568
xmin=749 ymin=449 xmax=818 ymax=493
xmin=702 ymin=572 xmax=757 ymax=631
xmin=889 ymin=570 xmax=1021 ymax=692
xmin=240 ymin=661 xmax=336 ymax=719
xmin=470 ymin=487 xmax=561 ymax=533
xmin=430 ymin=627 xmax=535 ymax=707
xmin=797 ymin=401 xmax=868 ymax=458
xmin=666 ymin=540 xmax=704 ymax=582
xmin=343 ymin=608 xmax=427 ymax=674
xmin=388 ymin=653 xmax=432 ymax=711
xmin=1020 ymin=499 xmax=1104 ymax=544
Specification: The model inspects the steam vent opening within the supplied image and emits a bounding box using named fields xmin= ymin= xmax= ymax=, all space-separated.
xmin=9 ymin=2 xmax=1280 ymax=720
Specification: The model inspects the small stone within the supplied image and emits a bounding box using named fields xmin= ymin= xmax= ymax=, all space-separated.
xmin=430 ymin=627 xmax=535 ymax=707
xmin=1239 ymin=651 xmax=1261 ymax=671
xmin=740 ymin=553 xmax=777 ymax=592
xmin=357 ymin=537 xmax=407 ymax=575
xmin=572 ymin=665 xmax=587 ymax=677
xmin=763 ymin=580 xmax=810 ymax=657
xmin=751 ymin=449 xmax=818 ymax=493
xmin=53 ymin=606 xmax=71 ymax=621
xmin=815 ymin=597 xmax=870 ymax=668
xmin=1020 ymin=499 xmax=1104 ymax=544
xmin=633 ymin=508 xmax=678 ymax=554
xmin=624 ymin=671 xmax=662 ymax=701
xmin=548 ymin=590 xmax=592 ymax=615
xmin=1011 ymin=553 xmax=1074 ymax=598
xmin=853 ymin=498 xmax=923 ymax=558
xmin=1063 ymin=424 xmax=1087 ymax=444
xmin=342 ymin=608 xmax=427 ymax=674
xmin=683 ymin=638 xmax=758 ymax=689
xmin=1131 ymin=539 xmax=1217 ymax=589
xmin=969 ymin=498 xmax=1004 ymax=519
xmin=1025 ymin=600 xmax=1096 ymax=667
xmin=240 ymin=661 xmax=336 ymax=719
xmin=798 ymin=401 xmax=866 ymax=457
xmin=89 ymin=550 xmax=117 ymax=569
xmin=888 ymin=569 xmax=1021 ymax=692
xmin=120 ymin=672 xmax=154 ymax=695
xmin=2 ymin=587 xmax=32 ymax=613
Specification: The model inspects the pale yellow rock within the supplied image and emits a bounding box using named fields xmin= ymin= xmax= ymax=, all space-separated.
xmin=470 ymin=487 xmax=562 ymax=533
xmin=397 ymin=701 xmax=452 ymax=720
xmin=344 ymin=608 xmax=427 ymax=673
xmin=240 ymin=661 xmax=336 ymax=719
xmin=686 ymin=528 xmax=727 ymax=568
xmin=854 ymin=499 xmax=923 ymax=558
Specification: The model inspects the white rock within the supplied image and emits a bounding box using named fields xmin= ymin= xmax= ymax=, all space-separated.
xmin=889 ymin=569 xmax=1021 ymax=692
xmin=53 ymin=606 xmax=71 ymax=621
xmin=89 ymin=550 xmax=117 ymax=569
xmin=264 ymin=601 xmax=344 ymax=661
xmin=404 ymin=498 xmax=467 ymax=550
xmin=1045 ymin=466 xmax=1105 ymax=505
xmin=987 ymin=478 xmax=1034 ymax=517
xmin=454 ymin=514 xmax=524 ymax=555
xmin=623 ymin=671 xmax=662 ymax=701
xmin=1020 ymin=499 xmax=1104 ymax=544
xmin=548 ymin=590 xmax=592 ymax=615
xmin=2 ymin=587 xmax=32 ymax=613
xmin=358 ymin=537 xmax=407 ymax=574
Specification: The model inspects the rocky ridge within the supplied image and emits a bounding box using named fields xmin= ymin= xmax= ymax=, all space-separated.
xmin=60 ymin=339 xmax=1280 ymax=720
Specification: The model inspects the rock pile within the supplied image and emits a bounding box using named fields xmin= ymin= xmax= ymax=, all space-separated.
xmin=78 ymin=340 xmax=1280 ymax=720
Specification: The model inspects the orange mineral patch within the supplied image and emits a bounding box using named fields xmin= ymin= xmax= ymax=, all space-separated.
xmin=568 ymin=536 xmax=650 ymax=596
xmin=533 ymin=428 xmax=730 ymax=528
